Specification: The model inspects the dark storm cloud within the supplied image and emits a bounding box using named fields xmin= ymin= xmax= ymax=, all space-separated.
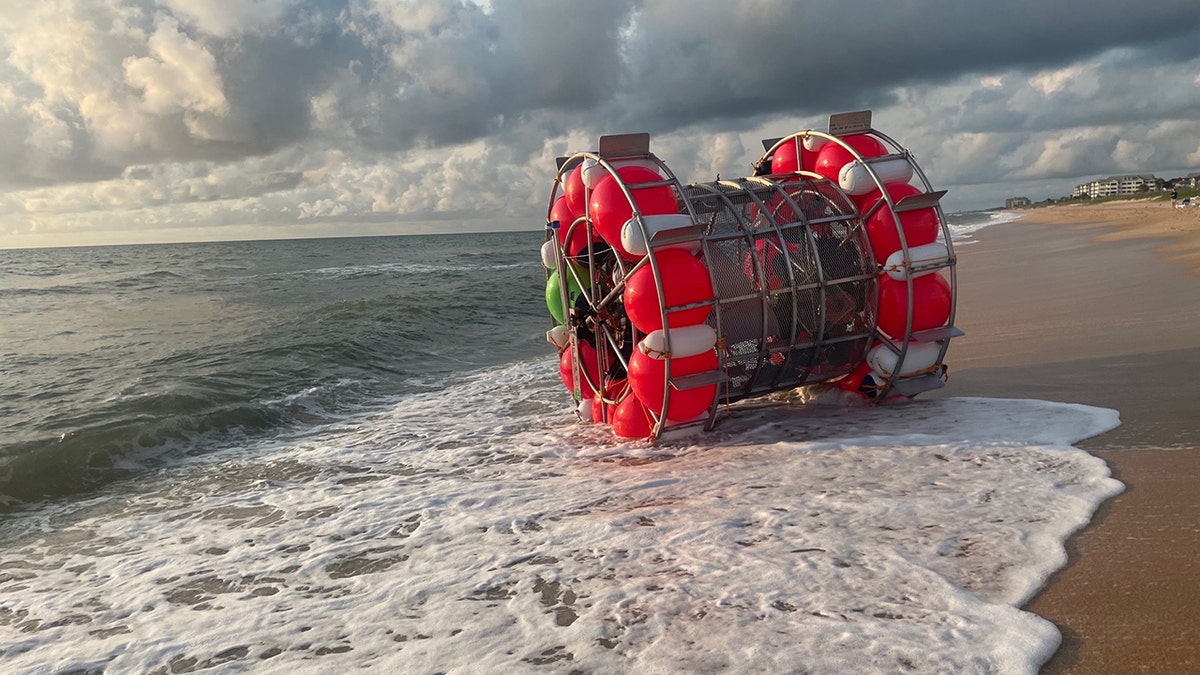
xmin=611 ymin=0 xmax=1200 ymax=132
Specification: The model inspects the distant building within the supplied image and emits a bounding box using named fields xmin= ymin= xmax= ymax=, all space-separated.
xmin=1072 ymin=174 xmax=1162 ymax=198
xmin=1005 ymin=197 xmax=1031 ymax=209
xmin=1181 ymin=173 xmax=1200 ymax=189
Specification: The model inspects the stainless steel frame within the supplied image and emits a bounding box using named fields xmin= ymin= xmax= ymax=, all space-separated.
xmin=545 ymin=110 xmax=961 ymax=440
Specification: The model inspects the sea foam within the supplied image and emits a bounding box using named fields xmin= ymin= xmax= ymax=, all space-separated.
xmin=0 ymin=360 xmax=1121 ymax=674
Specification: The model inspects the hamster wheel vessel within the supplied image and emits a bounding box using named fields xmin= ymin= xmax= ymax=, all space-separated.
xmin=542 ymin=110 xmax=962 ymax=440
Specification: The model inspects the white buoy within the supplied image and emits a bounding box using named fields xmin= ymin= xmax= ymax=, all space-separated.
xmin=540 ymin=240 xmax=559 ymax=269
xmin=866 ymin=341 xmax=943 ymax=378
xmin=620 ymin=214 xmax=699 ymax=257
xmin=838 ymin=157 xmax=914 ymax=195
xmin=881 ymin=242 xmax=949 ymax=281
xmin=581 ymin=157 xmax=663 ymax=190
xmin=546 ymin=325 xmax=570 ymax=350
xmin=577 ymin=395 xmax=595 ymax=422
xmin=638 ymin=324 xmax=718 ymax=359
xmin=802 ymin=135 xmax=828 ymax=154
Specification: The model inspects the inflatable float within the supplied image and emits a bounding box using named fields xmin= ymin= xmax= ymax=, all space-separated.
xmin=542 ymin=110 xmax=962 ymax=441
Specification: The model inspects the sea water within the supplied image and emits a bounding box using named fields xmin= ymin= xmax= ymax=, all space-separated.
xmin=0 ymin=215 xmax=1121 ymax=674
xmin=945 ymin=209 xmax=1025 ymax=240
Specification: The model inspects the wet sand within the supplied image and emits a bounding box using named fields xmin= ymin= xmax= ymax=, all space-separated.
xmin=930 ymin=205 xmax=1200 ymax=673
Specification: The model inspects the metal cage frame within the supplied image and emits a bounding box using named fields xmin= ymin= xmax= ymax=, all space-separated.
xmin=545 ymin=110 xmax=961 ymax=440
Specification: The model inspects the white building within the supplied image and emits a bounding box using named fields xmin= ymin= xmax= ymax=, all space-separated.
xmin=1072 ymin=174 xmax=1162 ymax=198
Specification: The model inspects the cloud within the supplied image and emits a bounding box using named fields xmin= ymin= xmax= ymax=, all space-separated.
xmin=1029 ymin=66 xmax=1088 ymax=96
xmin=123 ymin=16 xmax=228 ymax=118
xmin=1 ymin=0 xmax=1200 ymax=247
xmin=160 ymin=0 xmax=293 ymax=38
xmin=609 ymin=0 xmax=1200 ymax=130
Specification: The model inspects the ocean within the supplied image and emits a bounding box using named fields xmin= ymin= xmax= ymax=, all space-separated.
xmin=0 ymin=214 xmax=1121 ymax=673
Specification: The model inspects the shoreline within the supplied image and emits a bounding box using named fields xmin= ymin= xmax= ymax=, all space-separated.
xmin=937 ymin=203 xmax=1200 ymax=672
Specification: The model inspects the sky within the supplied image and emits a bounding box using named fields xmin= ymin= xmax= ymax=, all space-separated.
xmin=1 ymin=0 xmax=1199 ymax=249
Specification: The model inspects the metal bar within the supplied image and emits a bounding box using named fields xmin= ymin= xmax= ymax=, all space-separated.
xmin=648 ymin=222 xmax=707 ymax=246
xmin=858 ymin=151 xmax=911 ymax=165
xmin=893 ymin=190 xmax=947 ymax=213
xmin=890 ymin=371 xmax=946 ymax=396
xmin=910 ymin=326 xmax=964 ymax=342
xmin=670 ymin=370 xmax=730 ymax=390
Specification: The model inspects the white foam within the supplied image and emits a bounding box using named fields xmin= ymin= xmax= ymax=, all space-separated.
xmin=946 ymin=210 xmax=1025 ymax=240
xmin=0 ymin=360 xmax=1122 ymax=674
xmin=284 ymin=260 xmax=531 ymax=280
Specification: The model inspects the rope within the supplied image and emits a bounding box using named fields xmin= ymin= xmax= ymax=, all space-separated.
xmin=877 ymin=363 xmax=942 ymax=379
xmin=639 ymin=342 xmax=670 ymax=359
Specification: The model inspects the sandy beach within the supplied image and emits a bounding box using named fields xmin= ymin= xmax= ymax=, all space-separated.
xmin=1016 ymin=199 xmax=1200 ymax=273
xmin=933 ymin=200 xmax=1200 ymax=673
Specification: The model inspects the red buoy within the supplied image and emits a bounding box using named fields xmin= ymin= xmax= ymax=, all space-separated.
xmin=589 ymin=166 xmax=678 ymax=260
xmin=623 ymin=249 xmax=714 ymax=333
xmin=591 ymin=378 xmax=626 ymax=425
xmin=863 ymin=183 xmax=940 ymax=264
xmin=551 ymin=195 xmax=597 ymax=257
xmin=628 ymin=348 xmax=718 ymax=422
xmin=564 ymin=164 xmax=587 ymax=217
xmin=559 ymin=341 xmax=605 ymax=398
xmin=836 ymin=361 xmax=885 ymax=399
xmin=813 ymin=134 xmax=885 ymax=183
xmin=877 ymin=273 xmax=952 ymax=338
xmin=612 ymin=394 xmax=654 ymax=439
xmin=770 ymin=137 xmax=816 ymax=175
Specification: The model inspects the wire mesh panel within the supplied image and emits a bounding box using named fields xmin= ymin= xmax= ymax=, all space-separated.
xmin=687 ymin=176 xmax=877 ymax=402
